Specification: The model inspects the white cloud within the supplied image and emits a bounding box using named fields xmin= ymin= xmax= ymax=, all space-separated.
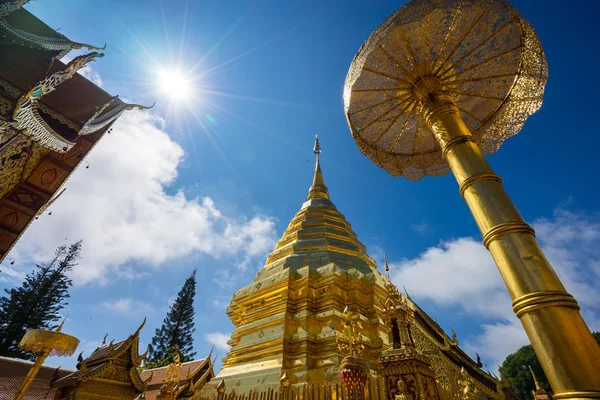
xmin=211 ymin=296 xmax=230 ymax=309
xmin=10 ymin=110 xmax=278 ymax=284
xmin=100 ymin=298 xmax=154 ymax=316
xmin=78 ymin=65 xmax=103 ymax=88
xmin=392 ymin=237 xmax=511 ymax=319
xmin=410 ymin=223 xmax=429 ymax=234
xmin=391 ymin=208 xmax=600 ymax=372
xmin=205 ymin=332 xmax=230 ymax=351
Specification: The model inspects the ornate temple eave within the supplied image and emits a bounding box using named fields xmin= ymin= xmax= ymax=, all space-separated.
xmin=12 ymin=98 xmax=76 ymax=152
xmin=0 ymin=17 xmax=104 ymax=59
xmin=0 ymin=0 xmax=30 ymax=16
xmin=79 ymin=97 xmax=154 ymax=136
xmin=11 ymin=52 xmax=103 ymax=152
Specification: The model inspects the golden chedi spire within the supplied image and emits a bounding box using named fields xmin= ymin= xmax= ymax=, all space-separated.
xmin=307 ymin=134 xmax=329 ymax=200
xmin=263 ymin=134 xmax=375 ymax=272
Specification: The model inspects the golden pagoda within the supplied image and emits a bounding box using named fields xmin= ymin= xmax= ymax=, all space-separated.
xmin=200 ymin=137 xmax=510 ymax=400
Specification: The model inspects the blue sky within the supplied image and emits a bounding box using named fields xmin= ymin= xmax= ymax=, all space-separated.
xmin=2 ymin=0 xmax=600 ymax=374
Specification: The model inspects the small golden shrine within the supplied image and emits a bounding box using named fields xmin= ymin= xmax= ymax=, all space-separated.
xmin=0 ymin=1 xmax=151 ymax=263
xmin=379 ymin=271 xmax=440 ymax=400
xmin=51 ymin=319 xmax=149 ymax=400
xmin=199 ymin=138 xmax=509 ymax=400
xmin=140 ymin=355 xmax=215 ymax=400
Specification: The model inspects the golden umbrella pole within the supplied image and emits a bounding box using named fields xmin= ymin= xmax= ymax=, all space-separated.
xmin=420 ymin=91 xmax=600 ymax=399
xmin=13 ymin=319 xmax=79 ymax=400
xmin=343 ymin=0 xmax=600 ymax=397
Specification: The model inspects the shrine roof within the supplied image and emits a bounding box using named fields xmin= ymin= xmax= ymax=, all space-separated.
xmin=140 ymin=358 xmax=208 ymax=387
xmin=84 ymin=339 xmax=128 ymax=366
xmin=140 ymin=357 xmax=214 ymax=400
xmin=0 ymin=356 xmax=74 ymax=399
xmin=2 ymin=7 xmax=64 ymax=39
xmin=0 ymin=9 xmax=123 ymax=123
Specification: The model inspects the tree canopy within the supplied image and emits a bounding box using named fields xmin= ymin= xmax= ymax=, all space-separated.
xmin=499 ymin=332 xmax=600 ymax=400
xmin=147 ymin=270 xmax=197 ymax=363
xmin=0 ymin=241 xmax=81 ymax=360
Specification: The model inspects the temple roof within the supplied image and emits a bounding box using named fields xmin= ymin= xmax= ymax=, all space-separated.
xmin=261 ymin=135 xmax=376 ymax=275
xmin=0 ymin=356 xmax=74 ymax=400
xmin=140 ymin=357 xmax=215 ymax=400
xmin=52 ymin=320 xmax=147 ymax=391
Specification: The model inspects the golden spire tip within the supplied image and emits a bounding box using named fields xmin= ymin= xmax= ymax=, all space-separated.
xmin=56 ymin=314 xmax=68 ymax=332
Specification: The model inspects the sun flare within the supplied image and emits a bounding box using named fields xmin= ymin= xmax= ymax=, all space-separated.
xmin=157 ymin=68 xmax=191 ymax=100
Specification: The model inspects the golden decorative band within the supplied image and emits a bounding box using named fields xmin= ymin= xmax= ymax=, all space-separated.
xmin=482 ymin=221 xmax=535 ymax=248
xmin=459 ymin=173 xmax=503 ymax=198
xmin=552 ymin=391 xmax=600 ymax=400
xmin=512 ymin=291 xmax=579 ymax=318
xmin=442 ymin=135 xmax=475 ymax=159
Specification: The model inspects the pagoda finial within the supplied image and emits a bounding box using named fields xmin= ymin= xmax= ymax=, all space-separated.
xmin=308 ymin=133 xmax=329 ymax=200
xmin=529 ymin=365 xmax=548 ymax=394
xmin=384 ymin=253 xmax=390 ymax=279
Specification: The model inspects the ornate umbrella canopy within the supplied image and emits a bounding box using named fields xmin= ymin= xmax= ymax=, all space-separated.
xmin=344 ymin=0 xmax=548 ymax=181
xmin=18 ymin=329 xmax=79 ymax=357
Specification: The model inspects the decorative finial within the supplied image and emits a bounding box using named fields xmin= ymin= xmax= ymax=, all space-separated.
xmin=307 ymin=132 xmax=329 ymax=200
xmin=403 ymin=285 xmax=411 ymax=300
xmin=280 ymin=372 xmax=290 ymax=387
xmin=529 ymin=365 xmax=547 ymax=393
xmin=313 ymin=133 xmax=321 ymax=155
xmin=217 ymin=379 xmax=226 ymax=394
xmin=384 ymin=253 xmax=390 ymax=279
xmin=56 ymin=315 xmax=68 ymax=332
xmin=135 ymin=317 xmax=147 ymax=334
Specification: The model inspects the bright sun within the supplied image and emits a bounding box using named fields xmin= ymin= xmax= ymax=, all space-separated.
xmin=157 ymin=68 xmax=191 ymax=100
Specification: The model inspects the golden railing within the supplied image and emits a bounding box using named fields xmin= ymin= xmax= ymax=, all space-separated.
xmin=199 ymin=377 xmax=385 ymax=400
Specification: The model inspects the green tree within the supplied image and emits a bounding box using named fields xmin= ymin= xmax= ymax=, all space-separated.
xmin=499 ymin=332 xmax=600 ymax=400
xmin=144 ymin=346 xmax=183 ymax=369
xmin=148 ymin=270 xmax=197 ymax=363
xmin=0 ymin=241 xmax=81 ymax=360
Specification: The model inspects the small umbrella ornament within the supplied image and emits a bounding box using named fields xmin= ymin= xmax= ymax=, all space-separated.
xmin=13 ymin=318 xmax=79 ymax=400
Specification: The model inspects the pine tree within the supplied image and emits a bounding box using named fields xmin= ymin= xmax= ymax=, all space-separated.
xmin=0 ymin=241 xmax=81 ymax=360
xmin=148 ymin=270 xmax=197 ymax=364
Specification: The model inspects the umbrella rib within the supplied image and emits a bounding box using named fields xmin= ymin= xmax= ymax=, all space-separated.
xmin=399 ymin=26 xmax=419 ymax=72
xmin=435 ymin=1 xmax=464 ymax=68
xmin=358 ymin=102 xmax=404 ymax=134
xmin=444 ymin=44 xmax=522 ymax=81
xmin=446 ymin=73 xmax=516 ymax=85
xmin=348 ymin=94 xmax=407 ymax=116
xmin=373 ymin=109 xmax=407 ymax=146
xmin=456 ymin=105 xmax=483 ymax=124
xmin=352 ymin=87 xmax=412 ymax=93
xmin=390 ymin=115 xmax=414 ymax=151
xmin=438 ymin=17 xmax=516 ymax=78
xmin=378 ymin=45 xmax=420 ymax=85
xmin=363 ymin=63 xmax=414 ymax=87
xmin=433 ymin=9 xmax=487 ymax=76
xmin=449 ymin=89 xmax=505 ymax=101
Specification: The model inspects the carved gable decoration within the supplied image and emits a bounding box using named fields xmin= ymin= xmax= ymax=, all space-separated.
xmin=52 ymin=319 xmax=148 ymax=399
